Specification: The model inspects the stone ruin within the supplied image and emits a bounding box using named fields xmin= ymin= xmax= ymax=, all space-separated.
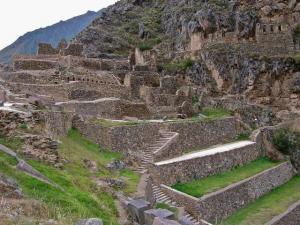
xmin=37 ymin=39 xmax=83 ymax=57
xmin=190 ymin=22 xmax=298 ymax=56
xmin=1 ymin=31 xmax=300 ymax=224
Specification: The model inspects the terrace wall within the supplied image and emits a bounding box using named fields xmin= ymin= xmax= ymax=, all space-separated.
xmin=154 ymin=117 xmax=238 ymax=162
xmin=73 ymin=119 xmax=161 ymax=152
xmin=196 ymin=162 xmax=295 ymax=223
xmin=150 ymin=142 xmax=260 ymax=186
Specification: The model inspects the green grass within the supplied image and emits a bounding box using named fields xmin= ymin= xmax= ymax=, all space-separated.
xmin=0 ymin=135 xmax=24 ymax=151
xmin=92 ymin=118 xmax=144 ymax=127
xmin=172 ymin=158 xmax=281 ymax=198
xmin=0 ymin=129 xmax=140 ymax=224
xmin=164 ymin=58 xmax=194 ymax=73
xmin=201 ymin=107 xmax=231 ymax=119
xmin=220 ymin=175 xmax=300 ymax=225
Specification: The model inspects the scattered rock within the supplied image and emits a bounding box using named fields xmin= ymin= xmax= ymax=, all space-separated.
xmin=106 ymin=178 xmax=125 ymax=189
xmin=106 ymin=160 xmax=126 ymax=170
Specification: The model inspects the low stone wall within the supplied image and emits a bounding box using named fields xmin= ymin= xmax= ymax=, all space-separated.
xmin=2 ymin=81 xmax=131 ymax=102
xmin=154 ymin=117 xmax=238 ymax=162
xmin=43 ymin=111 xmax=74 ymax=139
xmin=150 ymin=142 xmax=260 ymax=186
xmin=196 ymin=162 xmax=295 ymax=223
xmin=266 ymin=201 xmax=300 ymax=225
xmin=56 ymin=98 xmax=151 ymax=119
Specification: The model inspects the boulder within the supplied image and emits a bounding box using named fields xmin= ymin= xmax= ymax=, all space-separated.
xmin=144 ymin=209 xmax=175 ymax=225
xmin=76 ymin=218 xmax=103 ymax=225
xmin=128 ymin=199 xmax=151 ymax=224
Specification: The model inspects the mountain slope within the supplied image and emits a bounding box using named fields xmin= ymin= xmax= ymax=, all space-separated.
xmin=0 ymin=10 xmax=98 ymax=63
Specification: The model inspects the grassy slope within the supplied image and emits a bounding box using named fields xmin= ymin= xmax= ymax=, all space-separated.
xmin=172 ymin=158 xmax=281 ymax=198
xmin=0 ymin=129 xmax=139 ymax=224
xmin=220 ymin=175 xmax=300 ymax=225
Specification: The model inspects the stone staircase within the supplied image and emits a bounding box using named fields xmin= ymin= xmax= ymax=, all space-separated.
xmin=152 ymin=184 xmax=210 ymax=225
xmin=135 ymin=131 xmax=177 ymax=174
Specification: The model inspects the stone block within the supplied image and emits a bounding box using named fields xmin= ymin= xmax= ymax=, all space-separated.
xmin=76 ymin=218 xmax=103 ymax=225
xmin=144 ymin=209 xmax=175 ymax=225
xmin=153 ymin=218 xmax=181 ymax=225
xmin=127 ymin=199 xmax=151 ymax=224
xmin=179 ymin=216 xmax=195 ymax=225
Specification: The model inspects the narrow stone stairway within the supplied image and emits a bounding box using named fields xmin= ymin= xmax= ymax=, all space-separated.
xmin=152 ymin=184 xmax=208 ymax=225
xmin=134 ymin=131 xmax=176 ymax=174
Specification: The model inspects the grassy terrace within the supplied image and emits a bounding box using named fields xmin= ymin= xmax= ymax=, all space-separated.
xmin=0 ymin=129 xmax=139 ymax=224
xmin=172 ymin=158 xmax=281 ymax=198
xmin=220 ymin=175 xmax=300 ymax=225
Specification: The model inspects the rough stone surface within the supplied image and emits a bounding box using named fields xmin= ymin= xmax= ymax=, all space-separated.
xmin=76 ymin=218 xmax=103 ymax=225
xmin=128 ymin=199 xmax=151 ymax=225
xmin=144 ymin=209 xmax=175 ymax=225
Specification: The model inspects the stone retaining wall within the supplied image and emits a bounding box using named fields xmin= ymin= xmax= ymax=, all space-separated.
xmin=43 ymin=111 xmax=74 ymax=139
xmin=73 ymin=119 xmax=161 ymax=152
xmin=160 ymin=185 xmax=200 ymax=217
xmin=197 ymin=162 xmax=295 ymax=223
xmin=150 ymin=142 xmax=260 ymax=186
xmin=159 ymin=117 xmax=238 ymax=160
xmin=13 ymin=59 xmax=58 ymax=70
xmin=266 ymin=201 xmax=300 ymax=225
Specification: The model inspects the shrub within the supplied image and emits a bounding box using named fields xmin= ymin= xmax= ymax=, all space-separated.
xmin=164 ymin=58 xmax=194 ymax=73
xmin=273 ymin=129 xmax=300 ymax=155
